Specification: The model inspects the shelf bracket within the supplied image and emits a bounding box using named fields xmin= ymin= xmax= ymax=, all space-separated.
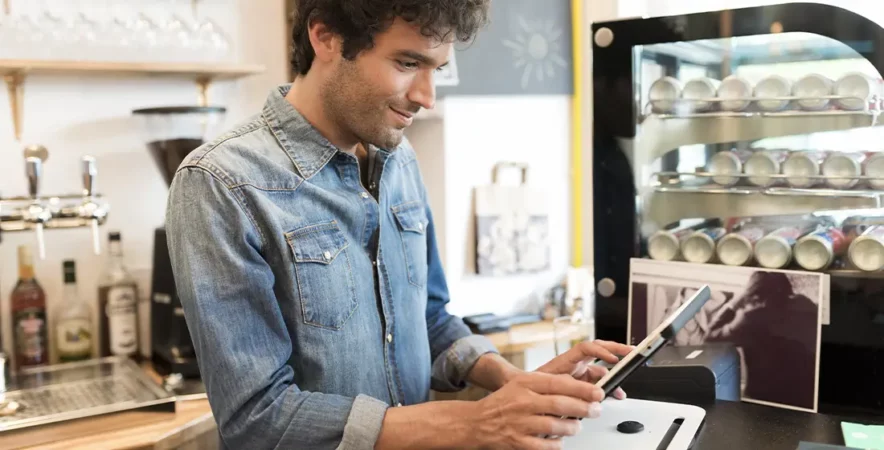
xmin=196 ymin=76 xmax=212 ymax=107
xmin=4 ymin=71 xmax=25 ymax=143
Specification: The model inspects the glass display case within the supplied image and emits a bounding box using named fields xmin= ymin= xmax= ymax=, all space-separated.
xmin=591 ymin=3 xmax=884 ymax=415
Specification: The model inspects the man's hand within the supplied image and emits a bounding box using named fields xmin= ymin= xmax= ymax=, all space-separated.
xmin=470 ymin=371 xmax=604 ymax=450
xmin=535 ymin=340 xmax=634 ymax=400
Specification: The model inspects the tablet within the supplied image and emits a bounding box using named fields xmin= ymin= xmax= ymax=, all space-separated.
xmin=596 ymin=284 xmax=712 ymax=397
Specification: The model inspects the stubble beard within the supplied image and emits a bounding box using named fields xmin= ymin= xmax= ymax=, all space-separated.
xmin=322 ymin=61 xmax=405 ymax=151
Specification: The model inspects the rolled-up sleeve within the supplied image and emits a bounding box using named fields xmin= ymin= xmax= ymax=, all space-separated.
xmin=421 ymin=202 xmax=499 ymax=392
xmin=167 ymin=166 xmax=388 ymax=449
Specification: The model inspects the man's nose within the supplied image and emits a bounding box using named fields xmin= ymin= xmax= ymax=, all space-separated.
xmin=407 ymin=70 xmax=436 ymax=111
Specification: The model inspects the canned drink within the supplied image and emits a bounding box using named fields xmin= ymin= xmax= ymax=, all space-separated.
xmin=793 ymin=74 xmax=834 ymax=111
xmin=863 ymin=152 xmax=884 ymax=189
xmin=848 ymin=225 xmax=884 ymax=271
xmin=822 ymin=152 xmax=867 ymax=189
xmin=754 ymin=75 xmax=793 ymax=112
xmin=834 ymin=72 xmax=882 ymax=111
xmin=754 ymin=225 xmax=818 ymax=269
xmin=649 ymin=76 xmax=683 ymax=114
xmin=794 ymin=227 xmax=848 ymax=271
xmin=717 ymin=75 xmax=753 ymax=112
xmin=782 ymin=151 xmax=829 ymax=188
xmin=682 ymin=77 xmax=721 ymax=113
xmin=717 ymin=226 xmax=766 ymax=266
xmin=681 ymin=227 xmax=727 ymax=264
xmin=744 ymin=149 xmax=789 ymax=187
xmin=648 ymin=227 xmax=694 ymax=261
xmin=708 ymin=150 xmax=752 ymax=186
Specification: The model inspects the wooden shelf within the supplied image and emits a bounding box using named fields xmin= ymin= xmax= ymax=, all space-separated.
xmin=0 ymin=59 xmax=265 ymax=79
xmin=1 ymin=59 xmax=265 ymax=141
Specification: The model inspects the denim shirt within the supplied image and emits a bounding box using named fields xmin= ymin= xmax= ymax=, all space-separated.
xmin=165 ymin=85 xmax=498 ymax=449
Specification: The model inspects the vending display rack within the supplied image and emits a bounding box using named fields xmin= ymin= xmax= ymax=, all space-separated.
xmin=591 ymin=3 xmax=884 ymax=416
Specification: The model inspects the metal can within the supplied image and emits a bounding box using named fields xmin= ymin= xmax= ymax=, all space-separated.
xmin=822 ymin=152 xmax=867 ymax=189
xmin=682 ymin=77 xmax=721 ymax=113
xmin=754 ymin=225 xmax=817 ymax=269
xmin=717 ymin=227 xmax=766 ymax=266
xmin=834 ymin=72 xmax=882 ymax=111
xmin=649 ymin=76 xmax=683 ymax=114
xmin=863 ymin=152 xmax=884 ymax=190
xmin=793 ymin=74 xmax=834 ymax=111
xmin=717 ymin=75 xmax=753 ymax=112
xmin=754 ymin=75 xmax=793 ymax=112
xmin=744 ymin=149 xmax=789 ymax=187
xmin=794 ymin=227 xmax=848 ymax=271
xmin=681 ymin=227 xmax=728 ymax=264
xmin=708 ymin=150 xmax=752 ymax=186
xmin=648 ymin=227 xmax=694 ymax=261
xmin=782 ymin=151 xmax=829 ymax=188
xmin=848 ymin=225 xmax=884 ymax=272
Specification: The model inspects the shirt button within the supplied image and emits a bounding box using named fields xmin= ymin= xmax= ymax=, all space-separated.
xmin=360 ymin=192 xmax=370 ymax=199
xmin=323 ymin=251 xmax=331 ymax=261
xmin=386 ymin=333 xmax=393 ymax=343
xmin=396 ymin=403 xmax=402 ymax=407
xmin=418 ymin=223 xmax=424 ymax=232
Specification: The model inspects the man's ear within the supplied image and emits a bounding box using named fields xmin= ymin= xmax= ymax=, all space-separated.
xmin=308 ymin=17 xmax=341 ymax=65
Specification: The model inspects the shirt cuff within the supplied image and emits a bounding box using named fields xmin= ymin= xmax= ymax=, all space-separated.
xmin=338 ymin=394 xmax=389 ymax=450
xmin=431 ymin=334 xmax=499 ymax=392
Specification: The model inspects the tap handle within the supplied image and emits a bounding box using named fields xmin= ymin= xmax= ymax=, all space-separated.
xmin=82 ymin=156 xmax=97 ymax=197
xmin=25 ymin=157 xmax=41 ymax=200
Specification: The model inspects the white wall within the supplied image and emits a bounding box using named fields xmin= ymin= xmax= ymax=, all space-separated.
xmin=0 ymin=0 xmax=288 ymax=362
xmin=409 ymin=96 xmax=573 ymax=318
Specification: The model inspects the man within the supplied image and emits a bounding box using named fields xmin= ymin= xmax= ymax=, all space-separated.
xmin=166 ymin=1 xmax=632 ymax=448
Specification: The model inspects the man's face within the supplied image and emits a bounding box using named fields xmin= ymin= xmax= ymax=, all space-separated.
xmin=321 ymin=19 xmax=451 ymax=150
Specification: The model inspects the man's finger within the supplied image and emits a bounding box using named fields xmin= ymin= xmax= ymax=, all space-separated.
xmin=520 ymin=373 xmax=603 ymax=402
xmin=593 ymin=340 xmax=634 ymax=357
xmin=532 ymin=394 xmax=594 ymax=418
xmin=523 ymin=416 xmax=582 ymax=437
xmin=583 ymin=364 xmax=608 ymax=382
xmin=518 ymin=435 xmax=565 ymax=450
xmin=613 ymin=387 xmax=627 ymax=400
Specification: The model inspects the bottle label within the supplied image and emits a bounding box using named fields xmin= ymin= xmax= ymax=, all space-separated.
xmin=14 ymin=308 xmax=46 ymax=361
xmin=57 ymin=319 xmax=93 ymax=359
xmin=106 ymin=286 xmax=138 ymax=355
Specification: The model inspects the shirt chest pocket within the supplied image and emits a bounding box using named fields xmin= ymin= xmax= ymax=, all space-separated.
xmin=392 ymin=202 xmax=429 ymax=288
xmin=285 ymin=221 xmax=358 ymax=330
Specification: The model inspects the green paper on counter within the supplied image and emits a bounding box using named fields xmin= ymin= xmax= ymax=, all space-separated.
xmin=842 ymin=422 xmax=884 ymax=449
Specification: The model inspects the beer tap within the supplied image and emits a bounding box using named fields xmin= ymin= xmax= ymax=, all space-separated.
xmin=0 ymin=148 xmax=111 ymax=257
xmin=78 ymin=156 xmax=108 ymax=255
xmin=22 ymin=157 xmax=52 ymax=260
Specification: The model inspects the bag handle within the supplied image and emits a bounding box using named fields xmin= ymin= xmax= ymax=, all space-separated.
xmin=492 ymin=161 xmax=529 ymax=185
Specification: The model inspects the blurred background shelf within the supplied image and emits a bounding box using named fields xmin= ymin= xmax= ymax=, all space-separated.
xmin=0 ymin=59 xmax=266 ymax=79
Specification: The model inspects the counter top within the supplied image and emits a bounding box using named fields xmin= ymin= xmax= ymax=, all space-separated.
xmin=12 ymin=399 xmax=215 ymax=450
xmin=485 ymin=319 xmax=588 ymax=354
xmin=2 ymin=363 xmax=216 ymax=450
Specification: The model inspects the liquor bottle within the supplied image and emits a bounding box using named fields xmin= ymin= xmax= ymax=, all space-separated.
xmin=11 ymin=246 xmax=48 ymax=369
xmin=98 ymin=232 xmax=139 ymax=358
xmin=56 ymin=260 xmax=94 ymax=362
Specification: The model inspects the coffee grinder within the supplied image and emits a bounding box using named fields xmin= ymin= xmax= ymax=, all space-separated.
xmin=133 ymin=106 xmax=226 ymax=379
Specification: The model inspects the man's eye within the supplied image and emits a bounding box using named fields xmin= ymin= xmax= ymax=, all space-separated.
xmin=397 ymin=60 xmax=419 ymax=70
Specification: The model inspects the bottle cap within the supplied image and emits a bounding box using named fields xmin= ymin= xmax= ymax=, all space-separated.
xmin=17 ymin=246 xmax=32 ymax=265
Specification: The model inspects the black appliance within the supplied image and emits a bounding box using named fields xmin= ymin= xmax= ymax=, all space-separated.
xmin=133 ymin=106 xmax=227 ymax=378
xmin=591 ymin=4 xmax=884 ymax=417
xmin=621 ymin=344 xmax=741 ymax=404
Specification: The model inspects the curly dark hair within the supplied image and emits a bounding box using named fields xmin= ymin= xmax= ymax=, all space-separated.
xmin=290 ymin=0 xmax=491 ymax=76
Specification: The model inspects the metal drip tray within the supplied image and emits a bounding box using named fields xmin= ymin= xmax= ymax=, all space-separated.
xmin=0 ymin=357 xmax=175 ymax=433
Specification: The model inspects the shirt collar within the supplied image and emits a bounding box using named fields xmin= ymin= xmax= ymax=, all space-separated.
xmin=261 ymin=84 xmax=410 ymax=178
xmin=262 ymin=84 xmax=341 ymax=179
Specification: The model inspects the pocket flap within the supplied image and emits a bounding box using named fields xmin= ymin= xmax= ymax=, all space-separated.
xmin=392 ymin=202 xmax=428 ymax=234
xmin=286 ymin=221 xmax=349 ymax=264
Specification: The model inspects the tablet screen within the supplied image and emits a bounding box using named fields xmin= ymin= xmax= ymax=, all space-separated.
xmin=596 ymin=284 xmax=712 ymax=396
